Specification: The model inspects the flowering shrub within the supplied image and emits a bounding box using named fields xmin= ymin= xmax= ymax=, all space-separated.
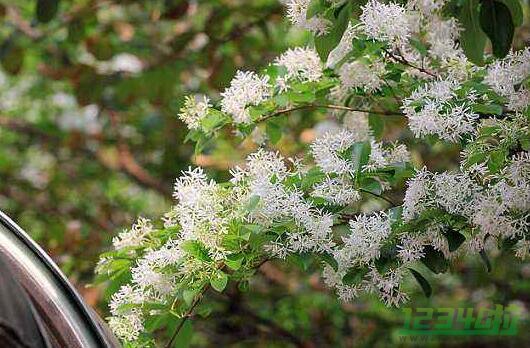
xmin=96 ymin=0 xmax=530 ymax=345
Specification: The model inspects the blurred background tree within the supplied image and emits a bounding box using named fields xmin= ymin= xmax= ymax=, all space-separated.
xmin=0 ymin=0 xmax=529 ymax=346
xmin=0 ymin=0 xmax=289 ymax=283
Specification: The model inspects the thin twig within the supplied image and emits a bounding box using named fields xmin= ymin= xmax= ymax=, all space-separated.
xmin=383 ymin=48 xmax=437 ymax=78
xmin=259 ymin=104 xmax=404 ymax=123
xmin=164 ymin=257 xmax=272 ymax=347
xmin=359 ymin=188 xmax=397 ymax=206
xmin=165 ymin=286 xmax=208 ymax=348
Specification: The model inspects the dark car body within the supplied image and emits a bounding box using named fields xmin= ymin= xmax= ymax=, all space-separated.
xmin=0 ymin=211 xmax=119 ymax=348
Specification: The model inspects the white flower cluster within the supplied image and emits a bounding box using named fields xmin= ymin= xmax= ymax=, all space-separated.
xmin=471 ymin=153 xmax=530 ymax=251
xmin=108 ymin=310 xmax=144 ymax=342
xmin=365 ymin=141 xmax=410 ymax=172
xmin=231 ymin=149 xmax=336 ymax=254
xmin=397 ymin=235 xmax=426 ymax=263
xmin=310 ymin=129 xmax=361 ymax=175
xmin=336 ymin=59 xmax=386 ymax=93
xmin=402 ymin=158 xmax=530 ymax=255
xmin=320 ymin=153 xmax=529 ymax=306
xmin=275 ymin=47 xmax=323 ymax=82
xmin=403 ymin=169 xmax=480 ymax=221
xmin=339 ymin=212 xmax=392 ymax=266
xmin=284 ymin=0 xmax=331 ymax=35
xmin=403 ymin=78 xmax=479 ymax=141
xmin=326 ymin=23 xmax=360 ymax=68
xmin=108 ymin=240 xmax=184 ymax=342
xmin=171 ymin=167 xmax=233 ymax=259
xmin=105 ymin=167 xmax=243 ymax=341
xmin=484 ymin=48 xmax=530 ymax=111
xmin=104 ymin=0 xmax=530 ymax=342
xmin=360 ymin=0 xmax=413 ymax=45
xmin=408 ymin=0 xmax=447 ymax=17
xmin=311 ymin=176 xmax=361 ymax=205
xmin=425 ymin=17 xmax=463 ymax=63
xmin=112 ymin=217 xmax=153 ymax=250
xmin=310 ymin=128 xmax=410 ymax=176
xmin=324 ymin=212 xmax=410 ymax=306
xmin=220 ymin=71 xmax=271 ymax=124
xmin=178 ymin=95 xmax=211 ymax=130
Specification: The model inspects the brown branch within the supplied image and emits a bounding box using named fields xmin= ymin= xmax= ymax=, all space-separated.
xmin=6 ymin=1 xmax=106 ymax=41
xmin=164 ymin=257 xmax=275 ymax=347
xmin=5 ymin=7 xmax=42 ymax=39
xmin=117 ymin=143 xmax=172 ymax=197
xmin=383 ymin=48 xmax=437 ymax=78
xmin=359 ymin=188 xmax=397 ymax=206
xmin=0 ymin=115 xmax=171 ymax=198
xmin=165 ymin=285 xmax=208 ymax=348
xmin=259 ymin=104 xmax=404 ymax=123
xmin=0 ymin=116 xmax=52 ymax=139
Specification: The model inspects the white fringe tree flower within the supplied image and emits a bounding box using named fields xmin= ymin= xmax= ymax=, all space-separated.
xmin=99 ymin=1 xmax=530 ymax=346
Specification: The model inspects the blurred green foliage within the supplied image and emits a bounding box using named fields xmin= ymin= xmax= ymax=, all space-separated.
xmin=0 ymin=0 xmax=529 ymax=346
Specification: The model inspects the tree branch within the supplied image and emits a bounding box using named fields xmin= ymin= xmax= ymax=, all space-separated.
xmin=359 ymin=188 xmax=397 ymax=206
xmin=164 ymin=285 xmax=208 ymax=348
xmin=0 ymin=115 xmax=171 ymax=198
xmin=383 ymin=48 xmax=437 ymax=78
xmin=259 ymin=104 xmax=404 ymax=123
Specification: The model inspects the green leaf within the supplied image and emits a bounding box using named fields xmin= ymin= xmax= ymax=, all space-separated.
xmin=289 ymin=253 xmax=314 ymax=271
xmin=266 ymin=121 xmax=282 ymax=144
xmin=459 ymin=0 xmax=486 ymax=65
xmin=520 ymin=135 xmax=530 ymax=151
xmin=36 ymin=0 xmax=59 ymax=23
xmin=300 ymin=167 xmax=326 ymax=190
xmin=196 ymin=303 xmax=213 ymax=318
xmin=487 ymin=149 xmax=507 ymax=173
xmin=225 ymin=254 xmax=244 ymax=271
xmin=374 ymin=247 xmax=399 ymax=274
xmin=320 ymin=252 xmax=339 ymax=271
xmin=499 ymin=0 xmax=523 ymax=26
xmin=479 ymin=249 xmax=492 ymax=272
xmin=421 ymin=246 xmax=449 ymax=274
xmin=287 ymin=90 xmax=316 ymax=103
xmin=342 ymin=266 xmax=369 ymax=285
xmin=368 ymin=114 xmax=384 ymax=139
xmin=351 ymin=141 xmax=371 ymax=174
xmin=408 ymin=268 xmax=432 ymax=297
xmin=388 ymin=206 xmax=403 ymax=223
xmin=172 ymin=319 xmax=193 ymax=348
xmin=181 ymin=240 xmax=212 ymax=262
xmin=245 ymin=195 xmax=261 ymax=212
xmin=242 ymin=224 xmax=263 ymax=237
xmin=182 ymin=289 xmax=199 ymax=306
xmin=471 ymin=103 xmax=503 ymax=115
xmin=314 ymin=3 xmax=351 ymax=61
xmin=479 ymin=0 xmax=515 ymax=58
xmin=210 ymin=271 xmax=229 ymax=292
xmin=200 ymin=110 xmax=228 ymax=132
xmin=360 ymin=177 xmax=382 ymax=195
xmin=410 ymin=38 xmax=428 ymax=56
xmin=306 ymin=0 xmax=327 ymax=19
xmin=444 ymin=228 xmax=466 ymax=252
xmin=238 ymin=280 xmax=250 ymax=292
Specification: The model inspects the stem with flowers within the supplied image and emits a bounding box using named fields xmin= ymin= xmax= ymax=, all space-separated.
xmin=97 ymin=1 xmax=529 ymax=346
